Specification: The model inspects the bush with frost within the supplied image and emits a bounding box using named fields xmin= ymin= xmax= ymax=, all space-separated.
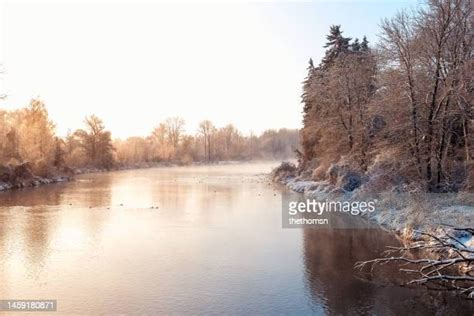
xmin=271 ymin=161 xmax=297 ymax=182
xmin=325 ymin=159 xmax=362 ymax=192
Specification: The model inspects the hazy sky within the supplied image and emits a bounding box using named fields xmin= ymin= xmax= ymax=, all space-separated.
xmin=0 ymin=0 xmax=419 ymax=139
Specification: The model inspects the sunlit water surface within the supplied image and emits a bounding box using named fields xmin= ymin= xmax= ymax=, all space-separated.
xmin=0 ymin=162 xmax=472 ymax=315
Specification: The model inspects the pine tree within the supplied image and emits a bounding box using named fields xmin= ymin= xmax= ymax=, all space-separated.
xmin=360 ymin=36 xmax=369 ymax=52
xmin=301 ymin=58 xmax=316 ymax=117
xmin=351 ymin=38 xmax=360 ymax=52
xmin=321 ymin=25 xmax=351 ymax=67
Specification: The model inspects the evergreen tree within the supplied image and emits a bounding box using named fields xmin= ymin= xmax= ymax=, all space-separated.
xmin=321 ymin=25 xmax=351 ymax=67
xmin=301 ymin=58 xmax=316 ymax=117
xmin=360 ymin=36 xmax=369 ymax=52
xmin=351 ymin=38 xmax=361 ymax=52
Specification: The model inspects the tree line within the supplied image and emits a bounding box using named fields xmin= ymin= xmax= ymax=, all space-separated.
xmin=114 ymin=118 xmax=298 ymax=165
xmin=300 ymin=0 xmax=472 ymax=192
xmin=0 ymin=100 xmax=298 ymax=176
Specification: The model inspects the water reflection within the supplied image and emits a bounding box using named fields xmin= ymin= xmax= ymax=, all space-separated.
xmin=302 ymin=227 xmax=474 ymax=315
xmin=0 ymin=184 xmax=63 ymax=207
xmin=23 ymin=207 xmax=55 ymax=273
xmin=0 ymin=212 xmax=9 ymax=254
xmin=0 ymin=163 xmax=472 ymax=314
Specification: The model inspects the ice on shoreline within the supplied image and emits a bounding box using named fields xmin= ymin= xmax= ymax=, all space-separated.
xmin=276 ymin=169 xmax=473 ymax=246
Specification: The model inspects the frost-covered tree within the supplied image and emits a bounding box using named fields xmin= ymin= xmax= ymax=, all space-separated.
xmin=360 ymin=36 xmax=369 ymax=52
xmin=321 ymin=25 xmax=351 ymax=67
xmin=198 ymin=120 xmax=216 ymax=162
xmin=351 ymin=38 xmax=361 ymax=52
xmin=165 ymin=117 xmax=185 ymax=149
xmin=75 ymin=115 xmax=115 ymax=168
xmin=300 ymin=0 xmax=472 ymax=192
xmin=17 ymin=99 xmax=56 ymax=168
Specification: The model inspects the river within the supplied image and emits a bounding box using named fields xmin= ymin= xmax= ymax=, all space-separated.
xmin=0 ymin=162 xmax=471 ymax=315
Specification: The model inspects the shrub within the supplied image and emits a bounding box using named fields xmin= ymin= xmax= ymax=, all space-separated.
xmin=272 ymin=161 xmax=297 ymax=182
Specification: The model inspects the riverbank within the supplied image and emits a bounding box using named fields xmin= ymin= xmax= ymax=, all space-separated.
xmin=0 ymin=162 xmax=162 ymax=192
xmin=0 ymin=174 xmax=71 ymax=191
xmin=4 ymin=161 xmax=470 ymax=313
xmin=272 ymin=162 xmax=473 ymax=251
xmin=272 ymin=161 xmax=474 ymax=298
xmin=0 ymin=160 xmax=277 ymax=193
xmin=0 ymin=163 xmax=70 ymax=192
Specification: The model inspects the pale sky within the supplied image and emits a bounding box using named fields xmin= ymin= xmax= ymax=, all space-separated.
xmin=0 ymin=0 xmax=419 ymax=139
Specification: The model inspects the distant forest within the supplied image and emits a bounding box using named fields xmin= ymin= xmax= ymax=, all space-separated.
xmin=0 ymin=101 xmax=299 ymax=176
xmin=300 ymin=0 xmax=472 ymax=192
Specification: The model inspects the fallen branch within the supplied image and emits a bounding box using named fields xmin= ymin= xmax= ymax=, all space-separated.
xmin=355 ymin=228 xmax=474 ymax=299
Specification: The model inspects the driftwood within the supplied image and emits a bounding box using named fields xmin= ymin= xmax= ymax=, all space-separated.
xmin=355 ymin=228 xmax=474 ymax=299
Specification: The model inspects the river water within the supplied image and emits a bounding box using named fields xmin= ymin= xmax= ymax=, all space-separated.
xmin=0 ymin=162 xmax=472 ymax=315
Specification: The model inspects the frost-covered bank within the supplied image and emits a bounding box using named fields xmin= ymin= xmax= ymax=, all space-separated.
xmin=272 ymin=161 xmax=473 ymax=242
xmin=273 ymin=161 xmax=473 ymax=297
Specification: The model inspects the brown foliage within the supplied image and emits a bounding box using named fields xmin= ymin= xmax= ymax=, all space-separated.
xmin=301 ymin=0 xmax=472 ymax=192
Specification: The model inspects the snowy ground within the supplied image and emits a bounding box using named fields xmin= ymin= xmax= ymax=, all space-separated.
xmin=279 ymin=175 xmax=473 ymax=248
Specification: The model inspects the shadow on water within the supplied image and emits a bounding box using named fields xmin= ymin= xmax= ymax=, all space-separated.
xmin=302 ymin=226 xmax=474 ymax=315
xmin=0 ymin=184 xmax=63 ymax=207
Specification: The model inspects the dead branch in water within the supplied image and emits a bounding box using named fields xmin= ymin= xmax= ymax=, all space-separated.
xmin=355 ymin=228 xmax=474 ymax=299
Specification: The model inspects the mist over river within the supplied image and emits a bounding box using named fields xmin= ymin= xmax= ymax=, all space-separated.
xmin=0 ymin=162 xmax=471 ymax=314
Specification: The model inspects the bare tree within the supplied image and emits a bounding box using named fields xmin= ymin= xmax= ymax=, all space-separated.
xmin=75 ymin=115 xmax=115 ymax=168
xmin=380 ymin=10 xmax=423 ymax=175
xmin=299 ymin=0 xmax=472 ymax=192
xmin=198 ymin=120 xmax=216 ymax=162
xmin=165 ymin=117 xmax=185 ymax=149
